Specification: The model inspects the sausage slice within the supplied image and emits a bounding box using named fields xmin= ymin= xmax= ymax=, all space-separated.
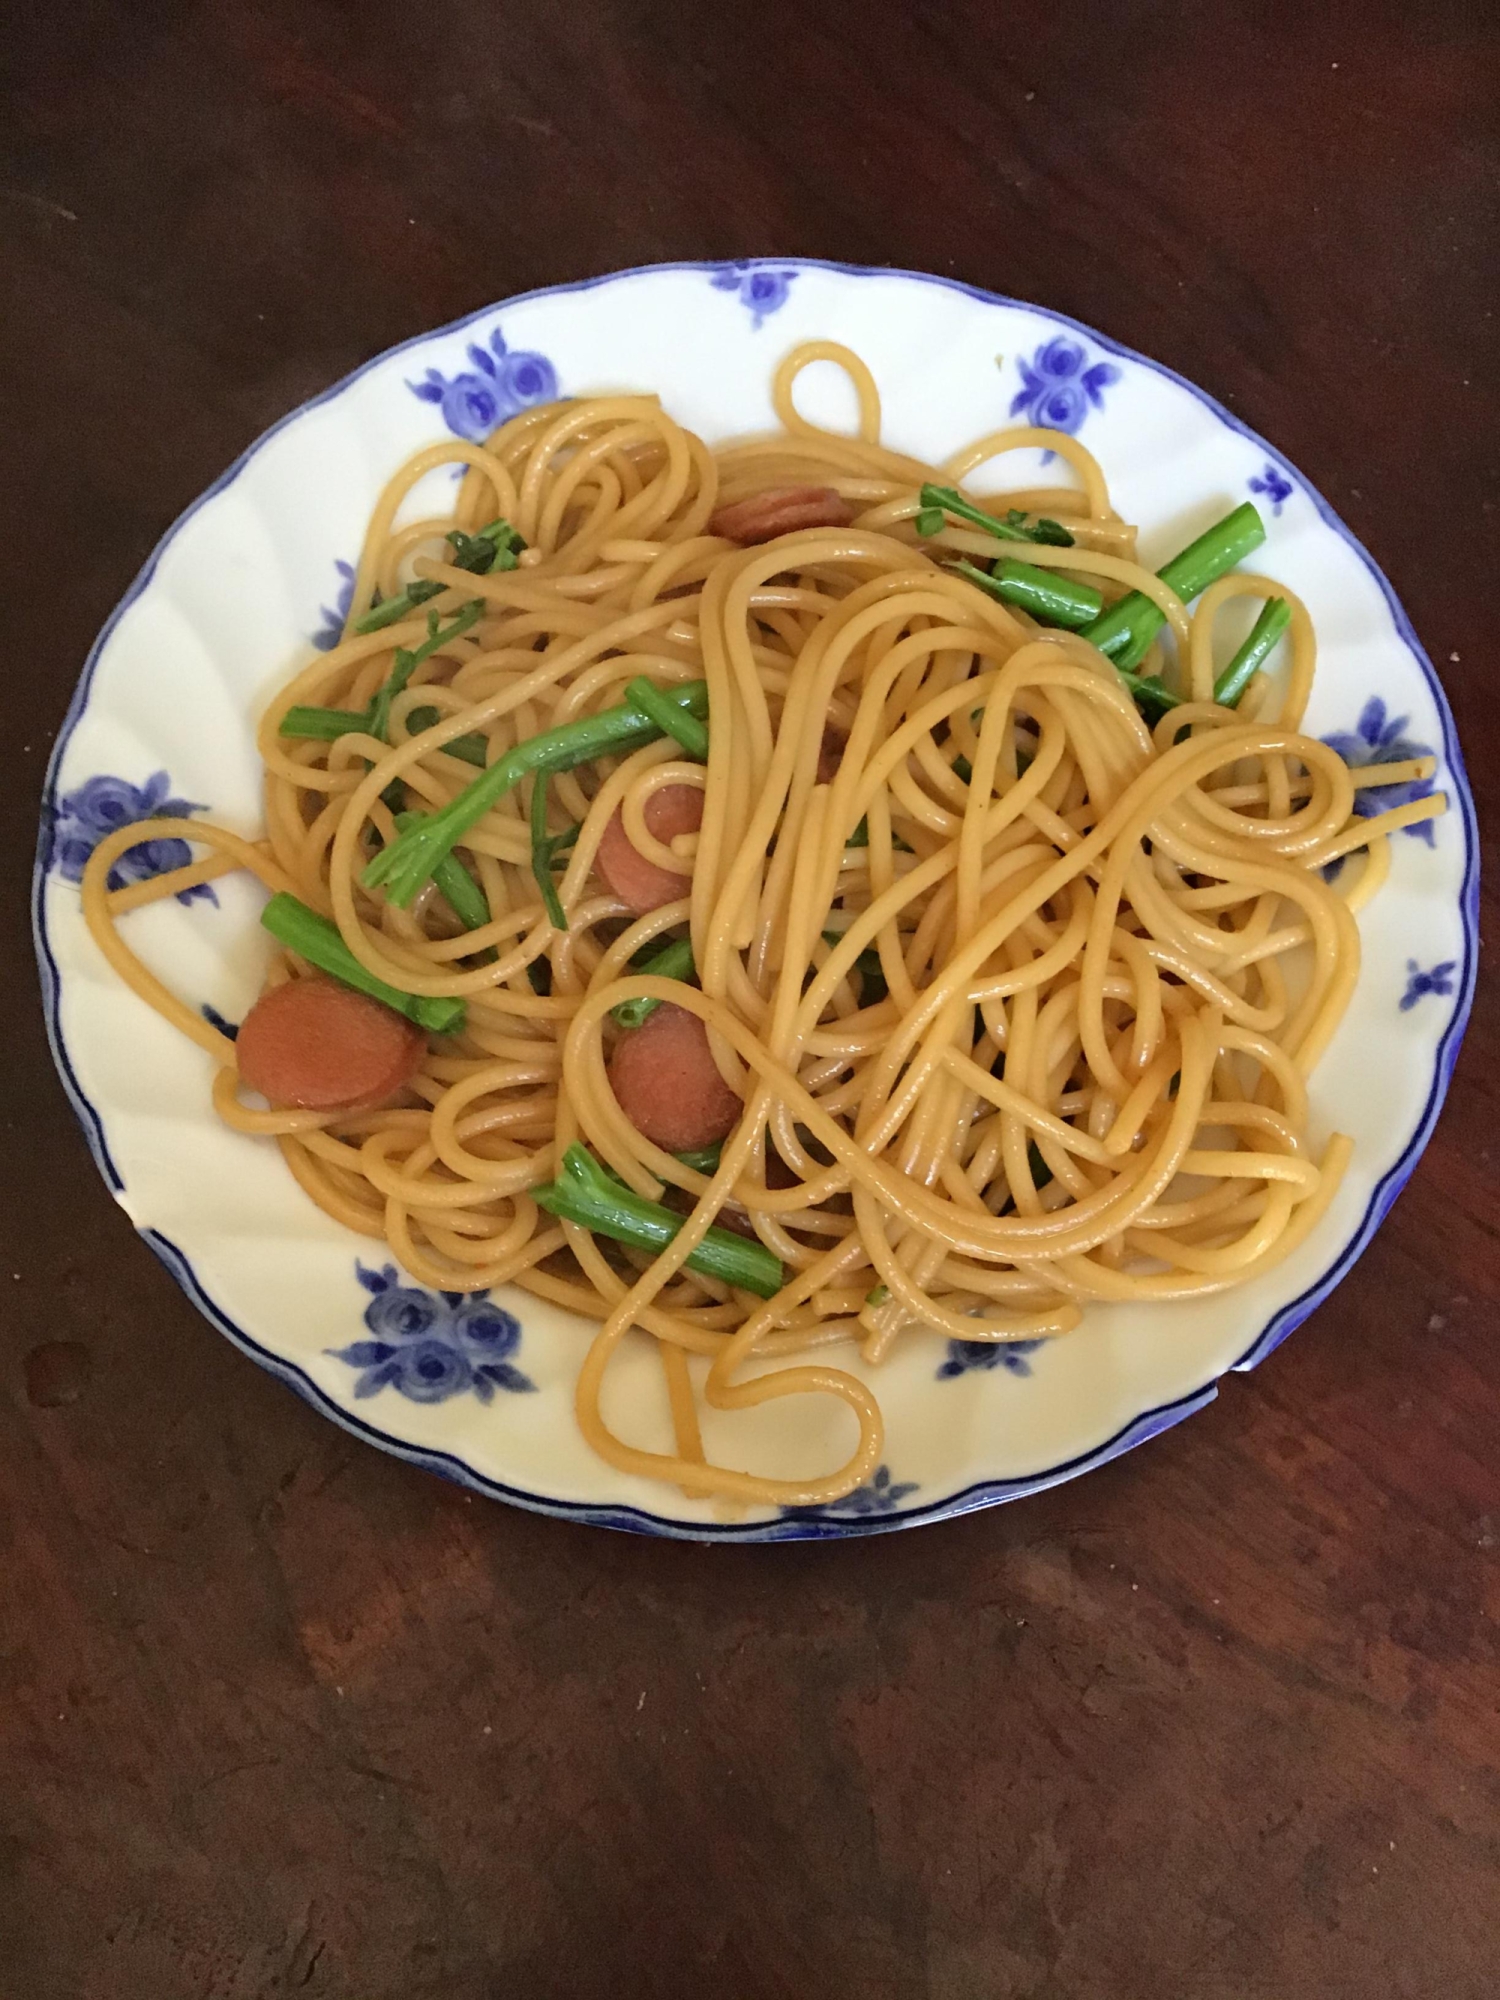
xmin=595 ymin=783 xmax=704 ymax=915
xmin=608 ymin=1003 xmax=741 ymax=1152
xmin=236 ymin=976 xmax=426 ymax=1112
xmin=709 ymin=486 xmax=855 ymax=545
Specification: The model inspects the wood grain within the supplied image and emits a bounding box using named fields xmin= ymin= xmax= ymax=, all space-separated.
xmin=3 ymin=3 xmax=1496 ymax=1994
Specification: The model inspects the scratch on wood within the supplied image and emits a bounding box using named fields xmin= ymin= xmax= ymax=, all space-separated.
xmin=1 ymin=189 xmax=78 ymax=222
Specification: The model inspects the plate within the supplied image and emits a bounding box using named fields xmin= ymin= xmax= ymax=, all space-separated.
xmin=33 ymin=260 xmax=1478 ymax=1540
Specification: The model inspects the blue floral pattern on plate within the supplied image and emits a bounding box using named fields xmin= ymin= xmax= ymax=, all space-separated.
xmin=328 ymin=1262 xmax=536 ymax=1405
xmin=408 ymin=325 xmax=560 ymax=443
xmin=1249 ymin=463 xmax=1293 ymax=515
xmin=1401 ymin=960 xmax=1457 ymax=1012
xmin=709 ymin=261 xmax=798 ymax=329
xmin=1010 ymin=335 xmax=1119 ymax=438
xmin=46 ymin=771 xmax=215 ymax=906
xmin=312 ymin=558 xmax=356 ymax=650
xmin=778 ymin=1464 xmax=919 ymax=1519
xmin=1322 ymin=697 xmax=1437 ymax=848
xmin=937 ymin=1337 xmax=1046 ymax=1381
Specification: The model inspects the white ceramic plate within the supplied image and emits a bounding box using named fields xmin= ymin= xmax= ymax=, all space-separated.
xmin=34 ymin=261 xmax=1478 ymax=1540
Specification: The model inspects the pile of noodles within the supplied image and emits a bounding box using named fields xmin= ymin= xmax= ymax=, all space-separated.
xmin=82 ymin=342 xmax=1445 ymax=1506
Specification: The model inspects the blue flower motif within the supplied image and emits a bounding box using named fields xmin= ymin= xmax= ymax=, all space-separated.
xmin=329 ymin=1261 xmax=536 ymax=1405
xmin=46 ymin=770 xmax=215 ymax=906
xmin=312 ymin=558 xmax=356 ymax=650
xmin=407 ymin=326 xmax=559 ymax=443
xmin=1322 ymin=696 xmax=1437 ymax=849
xmin=709 ymin=261 xmax=798 ymax=330
xmin=200 ymin=1004 xmax=239 ymax=1039
xmin=450 ymin=1297 xmax=535 ymax=1396
xmin=778 ymin=1464 xmax=919 ymax=1520
xmin=363 ymin=1275 xmax=442 ymax=1344
xmin=1010 ymin=336 xmax=1119 ymax=442
xmin=937 ymin=1337 xmax=1046 ymax=1381
xmin=1249 ymin=463 xmax=1294 ymax=515
xmin=1400 ymin=959 xmax=1457 ymax=1012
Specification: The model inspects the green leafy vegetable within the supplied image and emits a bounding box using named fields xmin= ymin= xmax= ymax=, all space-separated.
xmin=364 ymin=681 xmax=711 ymax=907
xmin=821 ymin=929 xmax=887 ymax=1005
xmin=1019 ymin=513 xmax=1076 ymax=548
xmin=1214 ymin=597 xmax=1291 ymax=708
xmin=918 ymin=484 xmax=1076 ymax=548
xmin=529 ymin=772 xmax=577 ymax=932
xmin=1114 ymin=667 xmax=1183 ymax=724
xmin=259 ymin=892 xmax=466 ymax=1035
xmin=354 ymin=580 xmax=446 ymax=634
xmin=625 ymin=675 xmax=710 ymax=761
xmin=279 ymin=705 xmax=373 ymax=743
xmin=533 ymin=1143 xmax=782 ymax=1297
xmin=353 ymin=518 xmax=525 ymax=634
xmin=368 ymin=603 xmax=482 ymax=744
xmin=404 ymin=707 xmax=489 ymax=766
xmin=393 ymin=812 xmax=489 ymax=934
xmin=279 ymin=603 xmax=482 ymax=747
xmin=1078 ymin=502 xmax=1266 ymax=673
xmin=612 ymin=937 xmax=695 ymax=1028
xmin=953 ymin=556 xmax=1103 ymax=630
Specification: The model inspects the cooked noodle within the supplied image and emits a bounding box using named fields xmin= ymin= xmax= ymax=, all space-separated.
xmin=81 ymin=343 xmax=1446 ymax=1506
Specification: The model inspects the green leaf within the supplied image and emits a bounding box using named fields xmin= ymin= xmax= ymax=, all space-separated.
xmin=1031 ymin=518 xmax=1075 ymax=547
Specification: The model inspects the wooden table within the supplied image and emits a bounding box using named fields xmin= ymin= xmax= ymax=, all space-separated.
xmin=5 ymin=4 xmax=1496 ymax=1994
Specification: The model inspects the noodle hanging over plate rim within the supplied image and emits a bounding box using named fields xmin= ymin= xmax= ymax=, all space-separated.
xmin=79 ymin=341 xmax=1447 ymax=1509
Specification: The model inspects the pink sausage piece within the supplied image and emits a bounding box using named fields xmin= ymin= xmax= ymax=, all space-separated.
xmin=594 ymin=783 xmax=704 ymax=916
xmin=608 ymin=1003 xmax=742 ymax=1152
xmin=708 ymin=485 xmax=855 ymax=545
xmin=236 ymin=976 xmax=426 ymax=1112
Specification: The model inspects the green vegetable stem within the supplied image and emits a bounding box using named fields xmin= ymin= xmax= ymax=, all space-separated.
xmin=917 ymin=484 xmax=1075 ymax=548
xmin=529 ymin=772 xmax=579 ymax=932
xmin=363 ymin=681 xmax=711 ymax=908
xmin=953 ymin=556 xmax=1103 ymax=630
xmin=392 ymin=813 xmax=490 ymax=934
xmin=1077 ymin=502 xmax=1266 ymax=672
xmin=353 ymin=519 xmax=525 ymax=634
xmin=279 ymin=602 xmax=481 ymax=746
xmin=625 ymin=676 xmax=710 ymax=761
xmin=1214 ymin=597 xmax=1291 ymax=708
xmin=533 ymin=1143 xmax=783 ymax=1297
xmin=611 ymin=937 xmax=696 ymax=1027
xmin=259 ymin=892 xmax=467 ymax=1035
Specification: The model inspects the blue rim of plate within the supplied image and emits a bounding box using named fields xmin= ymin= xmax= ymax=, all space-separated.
xmin=31 ymin=259 xmax=1480 ymax=1542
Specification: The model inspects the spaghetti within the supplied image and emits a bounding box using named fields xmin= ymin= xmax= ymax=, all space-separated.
xmin=81 ymin=342 xmax=1446 ymax=1507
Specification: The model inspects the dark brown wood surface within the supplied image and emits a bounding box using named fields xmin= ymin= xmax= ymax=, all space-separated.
xmin=3 ymin=4 xmax=1497 ymax=1995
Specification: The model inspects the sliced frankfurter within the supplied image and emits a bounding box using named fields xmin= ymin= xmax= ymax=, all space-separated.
xmin=595 ymin=783 xmax=704 ymax=915
xmin=708 ymin=485 xmax=855 ymax=545
xmin=236 ymin=975 xmax=426 ymax=1112
xmin=608 ymin=1003 xmax=741 ymax=1152
xmin=817 ymin=724 xmax=847 ymax=784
